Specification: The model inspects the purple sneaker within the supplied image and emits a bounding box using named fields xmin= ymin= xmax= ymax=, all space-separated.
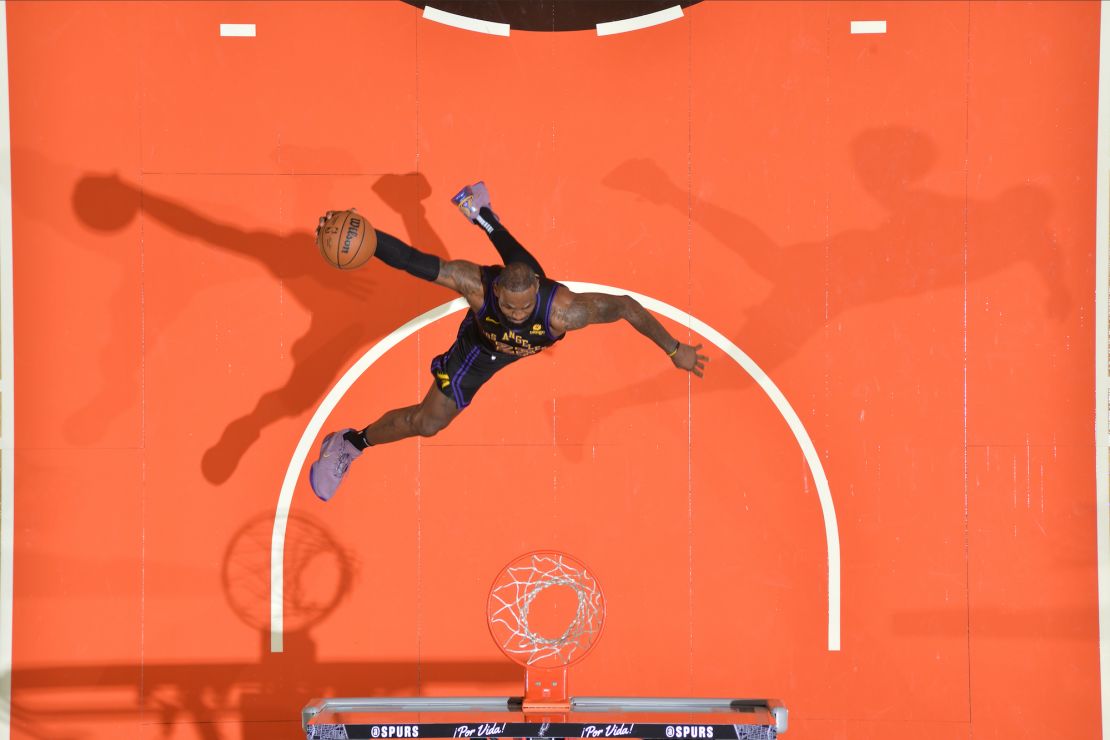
xmin=450 ymin=181 xmax=494 ymax=222
xmin=308 ymin=429 xmax=363 ymax=502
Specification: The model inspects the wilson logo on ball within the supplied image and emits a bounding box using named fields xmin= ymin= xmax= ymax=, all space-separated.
xmin=342 ymin=217 xmax=362 ymax=254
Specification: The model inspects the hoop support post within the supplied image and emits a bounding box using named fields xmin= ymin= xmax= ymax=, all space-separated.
xmin=523 ymin=665 xmax=569 ymax=709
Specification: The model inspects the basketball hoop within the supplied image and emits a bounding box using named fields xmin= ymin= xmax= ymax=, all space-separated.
xmin=301 ymin=549 xmax=789 ymax=739
xmin=487 ymin=550 xmax=605 ymax=709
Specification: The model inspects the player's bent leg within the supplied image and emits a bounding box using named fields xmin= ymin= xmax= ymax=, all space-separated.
xmin=482 ymin=211 xmax=545 ymax=277
xmin=452 ymin=182 xmax=546 ymax=277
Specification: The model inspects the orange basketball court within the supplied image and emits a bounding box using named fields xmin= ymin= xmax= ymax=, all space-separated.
xmin=0 ymin=2 xmax=1107 ymax=738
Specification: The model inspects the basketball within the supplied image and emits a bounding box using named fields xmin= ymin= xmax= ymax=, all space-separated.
xmin=316 ymin=209 xmax=376 ymax=270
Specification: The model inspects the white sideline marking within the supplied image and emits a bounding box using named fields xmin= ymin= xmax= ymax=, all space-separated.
xmin=597 ymin=6 xmax=683 ymax=36
xmin=0 ymin=2 xmax=14 ymax=737
xmin=220 ymin=23 xmax=255 ymax=37
xmin=422 ymin=6 xmax=510 ymax=37
xmin=1095 ymin=2 xmax=1109 ymax=736
xmin=850 ymin=20 xmax=887 ymax=35
xmin=270 ymin=288 xmax=841 ymax=653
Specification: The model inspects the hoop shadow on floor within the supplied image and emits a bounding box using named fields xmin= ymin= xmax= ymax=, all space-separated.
xmin=4 ymin=511 xmax=517 ymax=740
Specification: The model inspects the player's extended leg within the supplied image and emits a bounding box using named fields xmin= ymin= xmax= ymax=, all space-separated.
xmin=308 ymin=383 xmax=460 ymax=502
xmin=359 ymin=381 xmax=460 ymax=446
xmin=452 ymin=181 xmax=546 ymax=277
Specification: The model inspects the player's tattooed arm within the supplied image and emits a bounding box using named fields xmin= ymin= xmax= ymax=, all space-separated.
xmin=551 ymin=289 xmax=708 ymax=377
xmin=554 ymin=292 xmax=630 ymax=331
xmin=435 ymin=259 xmax=485 ymax=307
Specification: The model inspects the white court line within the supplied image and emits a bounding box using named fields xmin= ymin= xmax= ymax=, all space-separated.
xmin=0 ymin=1 xmax=14 ymax=736
xmin=220 ymin=23 xmax=255 ymax=37
xmin=597 ymin=6 xmax=684 ymax=36
xmin=1096 ymin=2 xmax=1109 ymax=737
xmin=850 ymin=20 xmax=886 ymax=35
xmin=270 ymin=287 xmax=841 ymax=653
xmin=422 ymin=6 xmax=509 ymax=37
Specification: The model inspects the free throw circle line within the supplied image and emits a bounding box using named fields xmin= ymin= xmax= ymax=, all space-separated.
xmin=271 ymin=285 xmax=841 ymax=652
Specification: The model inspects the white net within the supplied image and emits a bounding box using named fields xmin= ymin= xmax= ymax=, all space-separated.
xmin=487 ymin=551 xmax=605 ymax=668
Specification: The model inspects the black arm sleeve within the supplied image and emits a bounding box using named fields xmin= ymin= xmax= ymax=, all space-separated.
xmin=373 ymin=230 xmax=441 ymax=282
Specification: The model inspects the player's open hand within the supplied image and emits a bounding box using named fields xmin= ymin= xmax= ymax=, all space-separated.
xmin=672 ymin=343 xmax=708 ymax=378
xmin=315 ymin=208 xmax=357 ymax=241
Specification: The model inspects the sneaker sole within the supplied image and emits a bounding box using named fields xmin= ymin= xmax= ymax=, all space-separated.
xmin=309 ymin=434 xmax=338 ymax=502
xmin=309 ymin=461 xmax=328 ymax=502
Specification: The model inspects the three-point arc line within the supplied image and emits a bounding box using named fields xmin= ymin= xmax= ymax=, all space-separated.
xmin=270 ymin=283 xmax=841 ymax=653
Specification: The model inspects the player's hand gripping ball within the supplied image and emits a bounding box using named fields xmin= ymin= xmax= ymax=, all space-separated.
xmin=316 ymin=209 xmax=376 ymax=270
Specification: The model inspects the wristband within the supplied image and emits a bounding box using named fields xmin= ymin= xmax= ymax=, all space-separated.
xmin=667 ymin=341 xmax=680 ymax=358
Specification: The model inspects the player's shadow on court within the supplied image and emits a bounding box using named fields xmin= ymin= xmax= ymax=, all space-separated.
xmin=560 ymin=125 xmax=1071 ymax=459
xmin=4 ymin=511 xmax=518 ymax=740
xmin=67 ymin=169 xmax=451 ymax=484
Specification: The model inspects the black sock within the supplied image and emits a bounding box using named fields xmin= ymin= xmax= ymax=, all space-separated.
xmin=474 ymin=206 xmax=501 ymax=234
xmin=344 ymin=429 xmax=370 ymax=451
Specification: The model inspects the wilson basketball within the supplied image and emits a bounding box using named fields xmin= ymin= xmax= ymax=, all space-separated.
xmin=317 ymin=209 xmax=376 ymax=270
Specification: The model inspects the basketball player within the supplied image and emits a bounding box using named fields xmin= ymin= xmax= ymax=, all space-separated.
xmin=309 ymin=182 xmax=708 ymax=501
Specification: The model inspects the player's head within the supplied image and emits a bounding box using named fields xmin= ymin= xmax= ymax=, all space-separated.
xmin=493 ymin=262 xmax=540 ymax=326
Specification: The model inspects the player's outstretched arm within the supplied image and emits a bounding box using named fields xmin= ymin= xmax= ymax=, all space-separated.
xmin=348 ymin=226 xmax=484 ymax=306
xmin=550 ymin=290 xmax=708 ymax=377
xmin=434 ymin=259 xmax=484 ymax=304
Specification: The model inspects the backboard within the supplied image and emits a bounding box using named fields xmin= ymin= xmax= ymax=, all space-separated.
xmin=301 ymin=696 xmax=788 ymax=739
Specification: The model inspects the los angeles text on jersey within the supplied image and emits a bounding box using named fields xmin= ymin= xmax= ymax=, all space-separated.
xmin=665 ymin=726 xmax=714 ymax=738
xmin=480 ymin=328 xmax=541 ymax=357
xmin=369 ymin=725 xmax=419 ymax=737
